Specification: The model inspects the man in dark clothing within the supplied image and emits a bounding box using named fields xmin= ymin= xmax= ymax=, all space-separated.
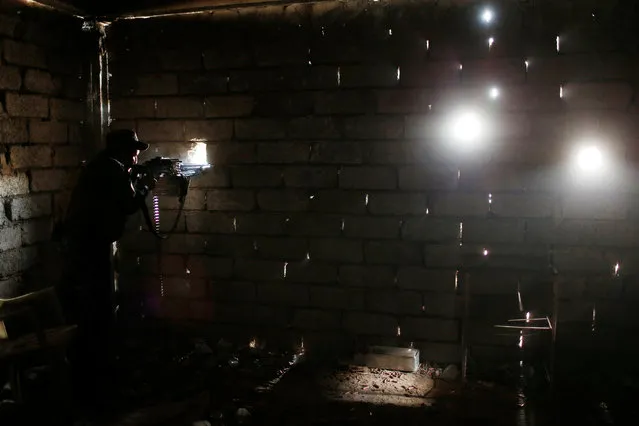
xmin=58 ymin=129 xmax=155 ymax=408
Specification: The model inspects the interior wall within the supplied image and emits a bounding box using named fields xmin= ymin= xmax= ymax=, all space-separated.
xmin=0 ymin=3 xmax=90 ymax=298
xmin=106 ymin=0 xmax=639 ymax=372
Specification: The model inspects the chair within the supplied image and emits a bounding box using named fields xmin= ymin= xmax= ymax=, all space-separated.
xmin=0 ymin=287 xmax=77 ymax=405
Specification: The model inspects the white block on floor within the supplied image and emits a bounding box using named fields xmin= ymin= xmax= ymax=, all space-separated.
xmin=353 ymin=346 xmax=420 ymax=372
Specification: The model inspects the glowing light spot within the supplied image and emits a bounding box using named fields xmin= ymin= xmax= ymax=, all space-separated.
xmin=365 ymin=194 xmax=369 ymax=206
xmin=337 ymin=67 xmax=341 ymax=86
xmin=614 ymin=262 xmax=621 ymax=277
xmin=306 ymin=252 xmax=311 ymax=260
xmin=388 ymin=28 xmax=392 ymax=36
xmin=577 ymin=146 xmax=603 ymax=172
xmin=396 ymin=326 xmax=401 ymax=336
xmin=186 ymin=268 xmax=191 ymax=275
xmin=426 ymin=208 xmax=430 ymax=215
xmin=526 ymin=312 xmax=530 ymax=323
xmin=560 ymin=85 xmax=564 ymax=98
xmin=481 ymin=8 xmax=494 ymax=24
xmin=525 ymin=60 xmax=529 ymax=71
xmin=186 ymin=141 xmax=207 ymax=164
xmin=249 ymin=338 xmax=257 ymax=349
xmin=283 ymin=262 xmax=288 ymax=278
xmin=396 ymin=66 xmax=401 ymax=82
xmin=556 ymin=36 xmax=560 ymax=52
xmin=454 ymin=270 xmax=459 ymax=291
xmin=233 ymin=217 xmax=237 ymax=232
xmin=489 ymin=87 xmax=499 ymax=99
xmin=483 ymin=248 xmax=489 ymax=256
xmin=451 ymin=111 xmax=483 ymax=143
xmin=488 ymin=37 xmax=495 ymax=48
xmin=426 ymin=40 xmax=430 ymax=51
xmin=488 ymin=193 xmax=493 ymax=204
xmin=518 ymin=331 xmax=524 ymax=348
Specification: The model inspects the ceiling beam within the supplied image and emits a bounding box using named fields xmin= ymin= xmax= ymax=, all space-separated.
xmin=19 ymin=0 xmax=87 ymax=18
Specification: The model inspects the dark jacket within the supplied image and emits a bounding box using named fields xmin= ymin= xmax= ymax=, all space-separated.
xmin=63 ymin=151 xmax=143 ymax=245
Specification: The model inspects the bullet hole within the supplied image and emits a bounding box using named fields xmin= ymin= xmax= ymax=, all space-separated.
xmin=283 ymin=262 xmax=288 ymax=278
xmin=525 ymin=60 xmax=529 ymax=72
xmin=365 ymin=194 xmax=369 ymax=206
xmin=309 ymin=194 xmax=315 ymax=199
xmin=233 ymin=217 xmax=237 ymax=232
xmin=249 ymin=338 xmax=257 ymax=349
xmin=518 ymin=331 xmax=524 ymax=348
xmin=454 ymin=270 xmax=459 ymax=291
xmin=426 ymin=40 xmax=430 ymax=51
xmin=396 ymin=66 xmax=401 ymax=82
xmin=425 ymin=207 xmax=429 ymax=215
xmin=396 ymin=326 xmax=401 ymax=336
xmin=337 ymin=66 xmax=341 ymax=86
xmin=458 ymin=222 xmax=463 ymax=245
xmin=388 ymin=28 xmax=392 ymax=36
xmin=592 ymin=305 xmax=597 ymax=332
xmin=459 ymin=63 xmax=463 ymax=71
xmin=613 ymin=262 xmax=621 ymax=277
xmin=488 ymin=37 xmax=494 ymax=49
xmin=559 ymin=85 xmax=564 ymax=98
xmin=321 ymin=26 xmax=325 ymax=36
xmin=483 ymin=248 xmax=489 ymax=256
xmin=421 ymin=305 xmax=426 ymax=312
xmin=556 ymin=35 xmax=560 ymax=52
xmin=306 ymin=252 xmax=310 ymax=260
xmin=488 ymin=193 xmax=493 ymax=204
xmin=186 ymin=268 xmax=191 ymax=275
xmin=526 ymin=312 xmax=530 ymax=323
xmin=341 ymin=218 xmax=345 ymax=231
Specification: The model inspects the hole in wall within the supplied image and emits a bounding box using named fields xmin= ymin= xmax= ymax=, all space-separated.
xmin=233 ymin=217 xmax=237 ymax=232
xmin=337 ymin=66 xmax=341 ymax=87
xmin=396 ymin=66 xmax=401 ymax=83
xmin=559 ymin=85 xmax=563 ymax=98
xmin=426 ymin=40 xmax=430 ymax=51
xmin=525 ymin=312 xmax=530 ymax=323
xmin=186 ymin=268 xmax=191 ymax=275
xmin=591 ymin=305 xmax=597 ymax=332
xmin=556 ymin=36 xmax=560 ymax=52
xmin=488 ymin=37 xmax=494 ymax=50
xmin=458 ymin=222 xmax=463 ymax=246
xmin=482 ymin=248 xmax=489 ymax=256
xmin=388 ymin=28 xmax=392 ymax=36
xmin=321 ymin=26 xmax=325 ymax=36
xmin=365 ymin=194 xmax=369 ymax=206
xmin=425 ymin=207 xmax=429 ymax=215
xmin=454 ymin=270 xmax=459 ymax=291
xmin=309 ymin=194 xmax=315 ymax=199
xmin=283 ymin=262 xmax=288 ymax=278
xmin=525 ymin=60 xmax=529 ymax=73
xmin=396 ymin=326 xmax=401 ymax=336
xmin=249 ymin=337 xmax=257 ymax=349
xmin=306 ymin=252 xmax=310 ymax=260
xmin=613 ymin=262 xmax=621 ymax=277
xmin=518 ymin=331 xmax=524 ymax=348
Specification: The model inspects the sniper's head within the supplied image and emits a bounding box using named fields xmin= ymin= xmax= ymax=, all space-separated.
xmin=106 ymin=129 xmax=149 ymax=168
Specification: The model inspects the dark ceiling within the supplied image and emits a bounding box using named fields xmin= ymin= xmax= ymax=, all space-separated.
xmin=42 ymin=0 xmax=288 ymax=18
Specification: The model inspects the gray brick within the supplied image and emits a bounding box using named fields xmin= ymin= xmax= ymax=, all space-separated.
xmin=210 ymin=281 xmax=256 ymax=302
xmin=50 ymin=99 xmax=84 ymax=121
xmin=289 ymin=117 xmax=340 ymax=139
xmin=309 ymin=286 xmax=365 ymax=310
xmin=339 ymin=166 xmax=397 ymax=190
xmin=258 ymin=283 xmax=308 ymax=306
xmin=189 ymin=167 xmax=229 ymax=188
xmin=30 ymin=169 xmax=67 ymax=192
xmin=367 ymin=290 xmax=424 ymax=315
xmin=53 ymin=146 xmax=83 ymax=167
xmin=162 ymin=277 xmax=207 ymax=298
xmin=205 ymin=96 xmax=254 ymax=118
xmin=6 ymin=93 xmax=48 ymax=118
xmin=186 ymin=255 xmax=234 ymax=279
xmin=429 ymin=193 xmax=488 ymax=217
xmin=343 ymin=116 xmax=403 ymax=139
xmin=161 ymin=234 xmax=207 ymax=254
xmin=0 ymin=225 xmax=21 ymax=251
xmin=10 ymin=145 xmax=52 ymax=168
xmin=0 ymin=118 xmax=28 ymax=143
xmin=0 ymin=173 xmax=28 ymax=197
xmin=402 ymin=217 xmax=461 ymax=242
xmin=110 ymin=99 xmax=156 ymax=119
xmin=365 ymin=241 xmax=423 ymax=265
xmin=3 ymin=40 xmax=46 ymax=68
xmin=424 ymin=244 xmax=462 ymax=268
xmin=204 ymin=235 xmax=254 ymax=257
xmin=397 ymin=267 xmax=457 ymax=292
xmin=185 ymin=120 xmax=233 ymax=141
xmin=293 ymin=309 xmax=341 ymax=330
xmin=234 ymin=212 xmax=285 ymax=235
xmin=158 ymin=49 xmax=202 ymax=71
xmin=311 ymin=190 xmax=367 ymax=214
xmin=206 ymin=189 xmax=255 ymax=211
xmin=0 ymin=66 xmax=21 ymax=90
xmin=286 ymin=261 xmax=337 ymax=283
xmin=231 ymin=166 xmax=282 ymax=187
xmin=235 ymin=118 xmax=286 ymax=140
xmin=29 ymin=120 xmax=67 ymax=143
xmin=24 ymin=69 xmax=57 ymax=95
xmin=257 ymin=189 xmax=309 ymax=212
xmin=368 ymin=193 xmax=425 ymax=215
xmin=343 ymin=216 xmax=400 ymax=239
xmin=491 ymin=194 xmax=555 ymax=218
xmin=344 ymin=312 xmax=398 ymax=336
xmin=283 ymin=166 xmax=337 ymax=188
xmin=137 ymin=120 xmax=184 ymax=142
xmin=340 ymin=65 xmax=398 ymax=88
xmin=21 ymin=218 xmax=52 ymax=246
xmin=285 ymin=214 xmax=343 ymax=237
xmin=137 ymin=73 xmax=178 ymax=95
xmin=156 ymin=97 xmax=204 ymax=118
xmin=257 ymin=142 xmax=309 ymax=164
xmin=463 ymin=218 xmax=525 ymax=244
xmin=562 ymin=193 xmax=627 ymax=220
xmin=10 ymin=194 xmax=51 ymax=220
xmin=310 ymin=238 xmax=363 ymax=263
xmin=235 ymin=259 xmax=284 ymax=281
xmin=179 ymin=71 xmax=227 ymax=94
xmin=398 ymin=165 xmax=458 ymax=190
xmin=310 ymin=142 xmax=363 ymax=164
xmin=315 ymin=91 xmax=375 ymax=115
xmin=257 ymin=237 xmax=308 ymax=260
xmin=401 ymin=318 xmax=459 ymax=342
xmin=339 ymin=265 xmax=395 ymax=287
xmin=158 ymin=188 xmax=205 ymax=210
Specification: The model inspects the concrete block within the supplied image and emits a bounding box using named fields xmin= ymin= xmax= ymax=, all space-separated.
xmin=340 ymin=65 xmax=398 ymax=88
xmin=289 ymin=117 xmax=340 ymax=139
xmin=163 ymin=277 xmax=207 ymax=298
xmin=462 ymin=218 xmax=526 ymax=244
xmin=10 ymin=145 xmax=52 ymax=168
xmin=293 ymin=309 xmax=341 ymax=330
xmin=111 ymin=98 xmax=156 ymax=120
xmin=257 ymin=142 xmax=309 ymax=164
xmin=206 ymin=189 xmax=255 ymax=211
xmin=0 ymin=66 xmax=21 ymax=90
xmin=339 ymin=265 xmax=395 ymax=287
xmin=563 ymin=82 xmax=632 ymax=110
xmin=283 ymin=166 xmax=337 ymax=188
xmin=204 ymin=235 xmax=254 ymax=257
xmin=184 ymin=211 xmax=235 ymax=233
xmin=343 ymin=312 xmax=398 ymax=336
xmin=310 ymin=142 xmax=363 ymax=164
xmin=368 ymin=193 xmax=425 ymax=215
xmin=285 ymin=213 xmax=343 ymax=237
xmin=158 ymin=49 xmax=202 ymax=71
xmin=205 ymin=95 xmax=254 ymax=118
xmin=0 ymin=247 xmax=37 ymax=278
xmin=0 ymin=225 xmax=21 ymax=251
xmin=399 ymin=61 xmax=460 ymax=87
xmin=343 ymin=116 xmax=403 ymax=139
xmin=424 ymin=244 xmax=462 ymax=268
xmin=561 ymin=192 xmax=628 ymax=220
xmin=429 ymin=193 xmax=488 ymax=217
xmin=50 ymin=99 xmax=84 ymax=121
xmin=253 ymin=38 xmax=308 ymax=67
xmin=397 ymin=267 xmax=456 ymax=292
xmin=179 ymin=71 xmax=227 ymax=94
xmin=285 ymin=261 xmax=337 ymax=283
xmin=315 ymin=90 xmax=375 ymax=115
xmin=207 ymin=142 xmax=255 ymax=164
xmin=161 ymin=234 xmax=207 ymax=254
xmin=461 ymin=58 xmax=526 ymax=84
xmin=53 ymin=146 xmax=83 ymax=167
xmin=186 ymin=255 xmax=234 ymax=279
xmin=185 ymin=120 xmax=233 ymax=141
xmin=422 ymin=293 xmax=457 ymax=318
xmin=400 ymin=317 xmax=459 ymax=342
xmin=310 ymin=238 xmax=363 ymax=263
xmin=311 ymin=190 xmax=367 ymax=214
xmin=398 ymin=165 xmax=458 ymax=190
xmin=230 ymin=165 xmax=282 ymax=188
xmin=365 ymin=241 xmax=423 ymax=265
xmin=0 ymin=118 xmax=28 ymax=143
xmin=189 ymin=167 xmax=229 ymax=188
xmin=235 ymin=259 xmax=285 ymax=281
xmin=354 ymin=346 xmax=420 ymax=372
xmin=3 ymin=39 xmax=46 ymax=68
xmin=136 ymin=73 xmax=178 ymax=95
xmin=235 ymin=118 xmax=286 ymax=140
xmin=24 ymin=69 xmax=57 ymax=95
xmin=343 ymin=216 xmax=400 ymax=239
xmin=258 ymin=283 xmax=309 ymax=306
xmin=29 ymin=120 xmax=67 ymax=143
xmin=376 ymin=89 xmax=431 ymax=114
xmin=254 ymin=93 xmax=314 ymax=117
xmin=10 ymin=194 xmax=51 ymax=220
xmin=156 ymin=97 xmax=204 ymax=118
xmin=204 ymin=44 xmax=251 ymax=69
xmin=339 ymin=166 xmax=397 ymax=190
xmin=309 ymin=286 xmax=365 ymax=310
xmin=6 ymin=93 xmax=48 ymax=118
xmin=257 ymin=237 xmax=308 ymax=260
xmin=210 ymin=281 xmax=256 ymax=302
xmin=402 ymin=217 xmax=460 ymax=242
xmin=138 ymin=254 xmax=185 ymax=276
xmin=257 ymin=189 xmax=309 ymax=212
xmin=366 ymin=290 xmax=422 ymax=315
xmin=30 ymin=169 xmax=66 ymax=192
xmin=491 ymin=194 xmax=555 ymax=218
xmin=235 ymin=212 xmax=286 ymax=235
xmin=136 ymin=120 xmax=184 ymax=142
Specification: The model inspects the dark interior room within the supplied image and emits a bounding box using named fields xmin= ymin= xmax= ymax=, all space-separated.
xmin=0 ymin=0 xmax=638 ymax=424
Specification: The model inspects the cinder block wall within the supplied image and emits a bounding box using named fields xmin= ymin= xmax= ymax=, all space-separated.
xmin=108 ymin=0 xmax=639 ymax=370
xmin=0 ymin=5 xmax=88 ymax=298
